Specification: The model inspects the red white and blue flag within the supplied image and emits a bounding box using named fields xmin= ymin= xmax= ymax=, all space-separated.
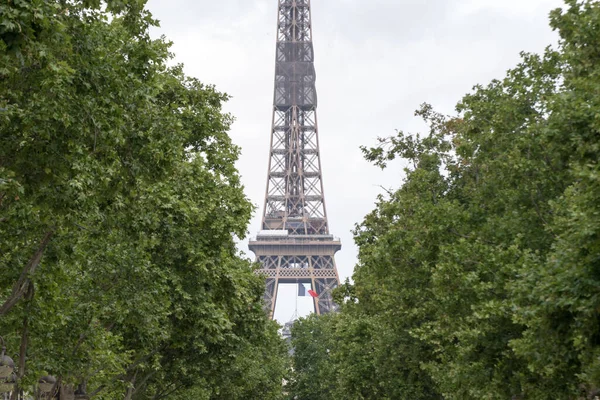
xmin=298 ymin=283 xmax=318 ymax=298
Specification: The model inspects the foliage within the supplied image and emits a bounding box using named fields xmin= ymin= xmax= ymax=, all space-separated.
xmin=288 ymin=314 xmax=336 ymax=400
xmin=289 ymin=1 xmax=600 ymax=399
xmin=289 ymin=308 xmax=439 ymax=400
xmin=0 ymin=1 xmax=288 ymax=398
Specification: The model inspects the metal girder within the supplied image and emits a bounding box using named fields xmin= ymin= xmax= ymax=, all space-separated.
xmin=249 ymin=240 xmax=341 ymax=318
xmin=250 ymin=0 xmax=341 ymax=319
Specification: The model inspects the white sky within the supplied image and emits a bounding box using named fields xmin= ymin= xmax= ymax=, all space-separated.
xmin=146 ymin=0 xmax=565 ymax=324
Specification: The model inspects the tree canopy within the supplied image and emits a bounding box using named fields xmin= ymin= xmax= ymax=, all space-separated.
xmin=288 ymin=1 xmax=600 ymax=399
xmin=1 ymin=1 xmax=288 ymax=398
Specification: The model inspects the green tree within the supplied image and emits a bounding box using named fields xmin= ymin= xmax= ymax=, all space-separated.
xmin=288 ymin=314 xmax=337 ymax=400
xmin=298 ymin=1 xmax=600 ymax=399
xmin=509 ymin=1 xmax=600 ymax=397
xmin=1 ymin=1 xmax=288 ymax=398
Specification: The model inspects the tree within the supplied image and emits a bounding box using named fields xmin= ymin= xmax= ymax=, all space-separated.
xmin=288 ymin=314 xmax=337 ymax=400
xmin=295 ymin=1 xmax=600 ymax=399
xmin=1 ymin=1 xmax=288 ymax=398
xmin=509 ymin=1 xmax=600 ymax=397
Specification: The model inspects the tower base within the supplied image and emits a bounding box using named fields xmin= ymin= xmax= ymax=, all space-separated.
xmin=249 ymin=232 xmax=341 ymax=319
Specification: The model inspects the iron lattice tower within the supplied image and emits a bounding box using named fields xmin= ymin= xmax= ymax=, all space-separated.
xmin=249 ymin=0 xmax=341 ymax=319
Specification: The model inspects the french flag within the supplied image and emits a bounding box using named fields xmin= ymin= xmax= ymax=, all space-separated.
xmin=298 ymin=283 xmax=318 ymax=298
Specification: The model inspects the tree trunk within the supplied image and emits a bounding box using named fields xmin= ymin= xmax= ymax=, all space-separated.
xmin=10 ymin=284 xmax=33 ymax=400
xmin=0 ymin=229 xmax=54 ymax=316
xmin=124 ymin=372 xmax=137 ymax=400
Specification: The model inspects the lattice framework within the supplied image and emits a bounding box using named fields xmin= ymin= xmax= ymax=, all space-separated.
xmin=250 ymin=0 xmax=341 ymax=319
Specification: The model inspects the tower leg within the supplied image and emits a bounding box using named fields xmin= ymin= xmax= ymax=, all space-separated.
xmin=264 ymin=277 xmax=279 ymax=319
xmin=310 ymin=276 xmax=320 ymax=315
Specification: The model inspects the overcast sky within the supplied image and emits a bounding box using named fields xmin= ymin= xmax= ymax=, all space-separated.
xmin=146 ymin=0 xmax=565 ymax=323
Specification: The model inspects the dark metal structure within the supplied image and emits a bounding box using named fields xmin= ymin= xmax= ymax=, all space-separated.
xmin=249 ymin=0 xmax=341 ymax=319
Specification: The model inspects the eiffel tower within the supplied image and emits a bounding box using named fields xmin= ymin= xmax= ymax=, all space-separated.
xmin=249 ymin=0 xmax=341 ymax=319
